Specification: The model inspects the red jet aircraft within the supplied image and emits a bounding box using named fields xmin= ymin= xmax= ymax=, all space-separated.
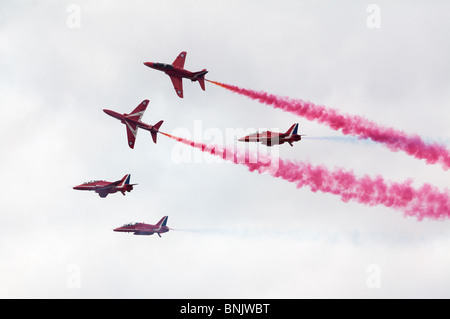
xmin=73 ymin=174 xmax=136 ymax=198
xmin=238 ymin=123 xmax=302 ymax=147
xmin=113 ymin=216 xmax=170 ymax=237
xmin=103 ymin=100 xmax=163 ymax=149
xmin=144 ymin=51 xmax=208 ymax=98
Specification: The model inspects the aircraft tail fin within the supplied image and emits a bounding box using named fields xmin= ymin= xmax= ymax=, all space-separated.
xmin=151 ymin=120 xmax=164 ymax=144
xmin=118 ymin=174 xmax=131 ymax=187
xmin=285 ymin=123 xmax=299 ymax=136
xmin=156 ymin=216 xmax=168 ymax=227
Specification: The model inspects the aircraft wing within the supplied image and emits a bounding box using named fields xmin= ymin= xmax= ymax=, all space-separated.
xmin=134 ymin=230 xmax=155 ymax=235
xmin=96 ymin=183 xmax=117 ymax=192
xmin=126 ymin=100 xmax=148 ymax=122
xmin=169 ymin=75 xmax=184 ymax=98
xmin=172 ymin=51 xmax=186 ymax=68
xmin=125 ymin=121 xmax=138 ymax=149
xmin=102 ymin=180 xmax=123 ymax=189
xmin=95 ymin=182 xmax=119 ymax=197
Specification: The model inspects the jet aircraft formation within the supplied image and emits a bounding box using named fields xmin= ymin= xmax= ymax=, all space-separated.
xmin=73 ymin=51 xmax=304 ymax=238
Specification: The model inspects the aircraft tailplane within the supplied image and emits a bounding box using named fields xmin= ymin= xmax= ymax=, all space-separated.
xmin=151 ymin=120 xmax=164 ymax=144
xmin=194 ymin=69 xmax=207 ymax=91
xmin=198 ymin=76 xmax=206 ymax=91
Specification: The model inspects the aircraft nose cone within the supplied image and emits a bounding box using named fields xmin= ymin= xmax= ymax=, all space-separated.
xmin=103 ymin=109 xmax=116 ymax=117
xmin=143 ymin=62 xmax=153 ymax=68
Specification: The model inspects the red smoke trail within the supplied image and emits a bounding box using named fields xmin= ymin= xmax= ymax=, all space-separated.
xmin=253 ymin=160 xmax=450 ymax=221
xmin=160 ymin=131 xmax=450 ymax=220
xmin=206 ymin=80 xmax=450 ymax=171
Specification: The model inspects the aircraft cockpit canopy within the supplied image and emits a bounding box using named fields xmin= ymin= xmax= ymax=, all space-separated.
xmin=154 ymin=63 xmax=173 ymax=69
xmin=83 ymin=180 xmax=101 ymax=184
xmin=122 ymin=222 xmax=143 ymax=227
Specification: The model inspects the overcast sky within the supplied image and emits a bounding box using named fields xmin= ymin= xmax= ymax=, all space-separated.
xmin=1 ymin=0 xmax=449 ymax=298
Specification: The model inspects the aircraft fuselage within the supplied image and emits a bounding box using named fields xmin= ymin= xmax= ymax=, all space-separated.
xmin=73 ymin=174 xmax=134 ymax=198
xmin=144 ymin=62 xmax=207 ymax=82
xmin=114 ymin=223 xmax=169 ymax=236
xmin=103 ymin=109 xmax=157 ymax=133
xmin=239 ymin=131 xmax=301 ymax=146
